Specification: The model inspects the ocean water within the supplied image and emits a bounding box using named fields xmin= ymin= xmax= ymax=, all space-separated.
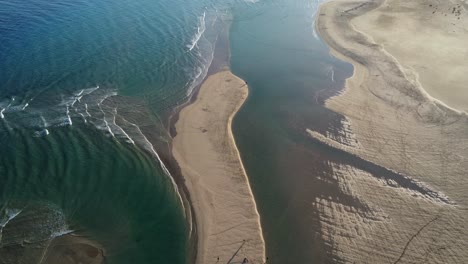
xmin=0 ymin=0 xmax=254 ymax=263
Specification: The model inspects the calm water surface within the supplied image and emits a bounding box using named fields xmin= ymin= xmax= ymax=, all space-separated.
xmin=231 ymin=0 xmax=353 ymax=262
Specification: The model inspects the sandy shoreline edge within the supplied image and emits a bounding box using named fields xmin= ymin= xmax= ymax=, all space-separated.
xmin=315 ymin=0 xmax=468 ymax=202
xmin=317 ymin=0 xmax=465 ymax=119
xmin=311 ymin=0 xmax=468 ymax=262
xmin=172 ymin=71 xmax=265 ymax=264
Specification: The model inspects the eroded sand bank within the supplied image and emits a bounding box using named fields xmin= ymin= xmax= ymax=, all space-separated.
xmin=172 ymin=71 xmax=265 ymax=264
xmin=311 ymin=0 xmax=468 ymax=262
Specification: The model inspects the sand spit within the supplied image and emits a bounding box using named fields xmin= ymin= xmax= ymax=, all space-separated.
xmin=172 ymin=71 xmax=265 ymax=264
xmin=311 ymin=0 xmax=468 ymax=262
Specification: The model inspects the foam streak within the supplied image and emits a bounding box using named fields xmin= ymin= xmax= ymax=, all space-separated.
xmin=188 ymin=12 xmax=206 ymax=51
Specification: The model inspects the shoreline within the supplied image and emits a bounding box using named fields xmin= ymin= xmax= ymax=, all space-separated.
xmin=316 ymin=0 xmax=466 ymax=119
xmin=312 ymin=0 xmax=468 ymax=262
xmin=315 ymin=0 xmax=468 ymax=200
xmin=172 ymin=70 xmax=265 ymax=264
xmin=165 ymin=18 xmax=233 ymax=263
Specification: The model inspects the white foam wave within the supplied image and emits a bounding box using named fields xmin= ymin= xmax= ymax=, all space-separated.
xmin=90 ymin=91 xmax=119 ymax=137
xmin=85 ymin=103 xmax=92 ymax=117
xmin=112 ymin=109 xmax=135 ymax=144
xmin=78 ymin=112 xmax=87 ymax=123
xmin=0 ymin=98 xmax=14 ymax=119
xmin=311 ymin=0 xmax=321 ymax=40
xmin=184 ymin=33 xmax=217 ymax=97
xmin=52 ymin=86 xmax=113 ymax=129
xmin=50 ymin=228 xmax=74 ymax=238
xmin=187 ymin=11 xmax=206 ymax=51
xmin=80 ymin=85 xmax=100 ymax=96
xmin=33 ymin=129 xmax=50 ymax=137
xmin=0 ymin=208 xmax=22 ymax=228
xmin=74 ymin=90 xmax=84 ymax=97
xmin=40 ymin=114 xmax=48 ymax=127
xmin=186 ymin=66 xmax=204 ymax=96
xmin=97 ymin=104 xmax=115 ymax=137
xmin=184 ymin=10 xmax=223 ymax=98
xmin=98 ymin=91 xmax=117 ymax=105
xmin=66 ymin=106 xmax=72 ymax=126
xmin=70 ymin=98 xmax=78 ymax=107
xmin=119 ymin=117 xmax=185 ymax=213
xmin=0 ymin=204 xmax=73 ymax=247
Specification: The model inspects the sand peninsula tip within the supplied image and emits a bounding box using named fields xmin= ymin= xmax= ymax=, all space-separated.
xmin=172 ymin=71 xmax=265 ymax=264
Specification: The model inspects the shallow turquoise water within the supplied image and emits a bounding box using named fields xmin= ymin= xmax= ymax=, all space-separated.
xmin=0 ymin=125 xmax=187 ymax=263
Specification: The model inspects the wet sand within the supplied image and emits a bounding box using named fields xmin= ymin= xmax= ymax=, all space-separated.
xmin=0 ymin=233 xmax=105 ymax=264
xmin=172 ymin=71 xmax=265 ymax=264
xmin=310 ymin=0 xmax=468 ymax=262
xmin=41 ymin=234 xmax=105 ymax=264
xmin=351 ymin=0 xmax=468 ymax=113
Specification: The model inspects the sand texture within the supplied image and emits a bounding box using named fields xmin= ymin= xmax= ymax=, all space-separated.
xmin=311 ymin=0 xmax=468 ymax=262
xmin=352 ymin=0 xmax=468 ymax=113
xmin=0 ymin=233 xmax=104 ymax=264
xmin=172 ymin=71 xmax=265 ymax=264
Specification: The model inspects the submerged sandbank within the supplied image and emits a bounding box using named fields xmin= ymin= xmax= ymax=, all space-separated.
xmin=172 ymin=71 xmax=265 ymax=264
xmin=310 ymin=0 xmax=468 ymax=262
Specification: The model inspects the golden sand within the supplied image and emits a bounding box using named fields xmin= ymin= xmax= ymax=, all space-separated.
xmin=309 ymin=0 xmax=468 ymax=262
xmin=172 ymin=71 xmax=265 ymax=264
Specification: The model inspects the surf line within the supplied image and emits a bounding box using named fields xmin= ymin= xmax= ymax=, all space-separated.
xmin=120 ymin=116 xmax=186 ymax=215
xmin=0 ymin=93 xmax=17 ymax=119
xmin=187 ymin=11 xmax=206 ymax=52
xmin=112 ymin=108 xmax=135 ymax=144
xmin=40 ymin=114 xmax=50 ymax=136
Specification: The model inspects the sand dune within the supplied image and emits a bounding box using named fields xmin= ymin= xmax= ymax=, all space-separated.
xmin=311 ymin=0 xmax=468 ymax=262
xmin=172 ymin=71 xmax=265 ymax=264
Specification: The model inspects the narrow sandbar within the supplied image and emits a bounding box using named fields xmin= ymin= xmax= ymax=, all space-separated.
xmin=172 ymin=71 xmax=265 ymax=264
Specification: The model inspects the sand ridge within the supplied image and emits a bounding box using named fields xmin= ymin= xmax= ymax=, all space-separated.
xmin=310 ymin=0 xmax=468 ymax=262
xmin=172 ymin=71 xmax=265 ymax=264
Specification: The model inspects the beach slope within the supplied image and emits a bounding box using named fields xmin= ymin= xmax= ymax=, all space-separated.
xmin=173 ymin=71 xmax=265 ymax=264
xmin=310 ymin=0 xmax=468 ymax=262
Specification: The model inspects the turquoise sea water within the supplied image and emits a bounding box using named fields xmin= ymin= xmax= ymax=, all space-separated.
xmin=0 ymin=0 xmax=242 ymax=262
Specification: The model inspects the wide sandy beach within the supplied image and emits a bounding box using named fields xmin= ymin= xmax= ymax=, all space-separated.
xmin=309 ymin=0 xmax=468 ymax=262
xmin=172 ymin=71 xmax=265 ymax=263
